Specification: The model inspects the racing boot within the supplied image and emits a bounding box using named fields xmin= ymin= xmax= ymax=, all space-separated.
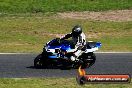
xmin=70 ymin=55 xmax=79 ymax=62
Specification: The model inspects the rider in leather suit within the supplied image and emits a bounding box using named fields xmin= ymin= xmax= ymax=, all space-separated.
xmin=60 ymin=25 xmax=86 ymax=61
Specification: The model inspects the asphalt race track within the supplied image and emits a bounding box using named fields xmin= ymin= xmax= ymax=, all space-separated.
xmin=0 ymin=53 xmax=132 ymax=78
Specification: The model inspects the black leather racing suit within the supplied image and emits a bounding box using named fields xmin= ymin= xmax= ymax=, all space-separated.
xmin=61 ymin=32 xmax=86 ymax=61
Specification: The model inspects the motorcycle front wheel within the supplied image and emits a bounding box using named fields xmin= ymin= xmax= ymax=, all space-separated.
xmin=81 ymin=53 xmax=96 ymax=69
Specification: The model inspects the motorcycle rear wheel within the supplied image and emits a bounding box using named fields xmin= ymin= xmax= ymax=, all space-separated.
xmin=34 ymin=54 xmax=45 ymax=68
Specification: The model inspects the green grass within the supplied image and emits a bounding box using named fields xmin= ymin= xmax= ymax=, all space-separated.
xmin=0 ymin=78 xmax=131 ymax=88
xmin=0 ymin=0 xmax=132 ymax=15
xmin=0 ymin=17 xmax=132 ymax=52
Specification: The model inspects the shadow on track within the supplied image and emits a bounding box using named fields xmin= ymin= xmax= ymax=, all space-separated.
xmin=26 ymin=66 xmax=73 ymax=70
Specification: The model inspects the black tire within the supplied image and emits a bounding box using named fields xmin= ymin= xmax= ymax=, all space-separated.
xmin=81 ymin=53 xmax=96 ymax=69
xmin=34 ymin=54 xmax=44 ymax=68
xmin=88 ymin=53 xmax=96 ymax=67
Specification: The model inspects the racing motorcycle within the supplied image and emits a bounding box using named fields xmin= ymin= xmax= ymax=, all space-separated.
xmin=34 ymin=38 xmax=101 ymax=69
